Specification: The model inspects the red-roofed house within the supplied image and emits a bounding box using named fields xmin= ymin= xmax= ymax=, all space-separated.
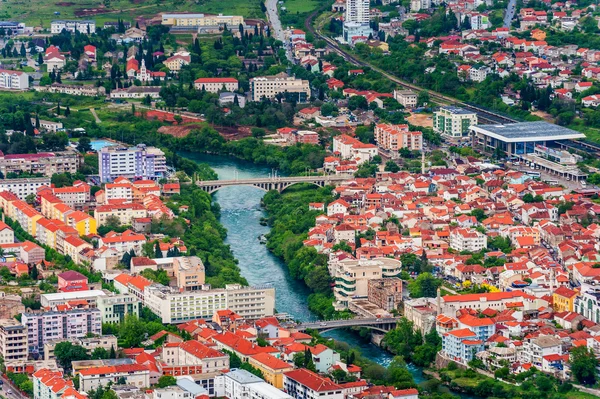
xmin=194 ymin=77 xmax=239 ymax=93
xmin=284 ymin=369 xmax=343 ymax=399
xmin=57 ymin=270 xmax=88 ymax=292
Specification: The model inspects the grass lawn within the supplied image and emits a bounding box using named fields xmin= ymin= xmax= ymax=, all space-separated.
xmin=3 ymin=0 xmax=265 ymax=28
xmin=568 ymin=121 xmax=600 ymax=144
xmin=281 ymin=0 xmax=321 ymax=14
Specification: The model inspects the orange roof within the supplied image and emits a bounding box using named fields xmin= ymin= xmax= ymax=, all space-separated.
xmin=250 ymin=352 xmax=293 ymax=370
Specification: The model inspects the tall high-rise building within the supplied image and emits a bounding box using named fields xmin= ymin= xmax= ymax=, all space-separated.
xmin=99 ymin=144 xmax=167 ymax=182
xmin=345 ymin=0 xmax=370 ymax=23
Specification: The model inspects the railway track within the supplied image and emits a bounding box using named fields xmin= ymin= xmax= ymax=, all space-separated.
xmin=304 ymin=9 xmax=517 ymax=125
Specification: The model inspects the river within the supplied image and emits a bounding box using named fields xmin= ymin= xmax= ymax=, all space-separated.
xmin=184 ymin=152 xmax=477 ymax=395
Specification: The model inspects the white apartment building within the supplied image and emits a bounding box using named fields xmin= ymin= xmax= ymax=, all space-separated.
xmin=345 ymin=0 xmax=369 ymax=23
xmin=330 ymin=257 xmax=402 ymax=310
xmin=34 ymin=84 xmax=106 ymax=96
xmin=97 ymin=230 xmax=147 ymax=257
xmin=173 ymin=256 xmax=206 ymax=291
xmin=0 ymin=178 xmax=51 ymax=200
xmin=410 ymin=0 xmax=431 ymax=11
xmin=439 ymin=290 xmax=545 ymax=315
xmin=449 ymin=228 xmax=487 ymax=252
xmin=194 ymin=77 xmax=239 ymax=93
xmin=433 ymin=106 xmax=478 ymax=138
xmin=0 ymin=319 xmax=28 ymax=362
xmin=332 ymin=134 xmax=377 ymax=164
xmin=33 ymin=369 xmax=81 ymax=399
xmin=40 ymin=290 xmax=107 ymax=308
xmin=109 ymin=86 xmax=161 ymax=99
xmin=144 ymin=283 xmax=276 ymax=323
xmin=521 ymin=336 xmax=562 ymax=368
xmin=105 ymin=183 xmax=133 ymax=203
xmin=22 ymin=308 xmax=102 ymax=353
xmin=161 ymin=13 xmax=244 ymax=27
xmin=51 ymin=20 xmax=96 ymax=34
xmin=0 ymin=220 xmax=14 ymax=244
xmin=99 ymin=144 xmax=167 ymax=182
xmin=393 ymin=90 xmax=418 ymax=109
xmin=78 ymin=364 xmax=150 ymax=391
xmin=0 ymin=69 xmax=29 ymax=90
xmin=284 ymin=369 xmax=343 ymax=399
xmin=153 ymin=386 xmax=194 ymax=399
xmin=216 ymin=369 xmax=293 ymax=399
xmin=250 ymin=73 xmax=311 ymax=102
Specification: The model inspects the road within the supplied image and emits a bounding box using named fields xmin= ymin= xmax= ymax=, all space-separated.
xmin=0 ymin=374 xmax=29 ymax=399
xmin=265 ymin=0 xmax=293 ymax=62
xmin=503 ymin=0 xmax=517 ymax=28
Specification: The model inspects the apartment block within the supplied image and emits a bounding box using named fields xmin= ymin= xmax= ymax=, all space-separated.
xmin=51 ymin=20 xmax=96 ymax=34
xmin=332 ymin=134 xmax=377 ymax=164
xmin=44 ymin=335 xmax=117 ymax=360
xmin=250 ymin=73 xmax=311 ymax=102
xmin=194 ymin=77 xmax=239 ymax=93
xmin=144 ymin=283 xmax=275 ymax=324
xmin=161 ymin=13 xmax=244 ymax=28
xmin=161 ymin=340 xmax=229 ymax=374
xmin=330 ymin=257 xmax=402 ymax=310
xmin=0 ymin=177 xmax=51 ymax=200
xmin=173 ymin=256 xmax=206 ymax=291
xmin=433 ymin=106 xmax=478 ymax=138
xmin=374 ymin=123 xmax=422 ymax=152
xmin=449 ymin=228 xmax=487 ymax=252
xmin=393 ymin=90 xmax=418 ymax=109
xmin=22 ymin=308 xmax=102 ymax=353
xmin=33 ymin=369 xmax=83 ymax=399
xmin=367 ymin=278 xmax=402 ymax=312
xmin=442 ymin=328 xmax=484 ymax=364
xmin=0 ymin=319 xmax=28 ymax=362
xmin=78 ymin=364 xmax=150 ymax=391
xmin=97 ymin=294 xmax=141 ymax=324
xmin=0 ymin=152 xmax=78 ymax=177
xmin=94 ymin=203 xmax=148 ymax=226
xmin=284 ymin=369 xmax=343 ymax=399
xmin=216 ymin=369 xmax=293 ymax=399
xmin=0 ymin=69 xmax=29 ymax=90
xmin=98 ymin=144 xmax=167 ymax=183
xmin=0 ymin=220 xmax=14 ymax=244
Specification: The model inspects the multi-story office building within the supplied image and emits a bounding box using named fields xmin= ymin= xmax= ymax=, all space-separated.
xmin=250 ymin=73 xmax=310 ymax=102
xmin=216 ymin=369 xmax=293 ymax=399
xmin=0 ymin=319 xmax=27 ymax=362
xmin=51 ymin=20 xmax=96 ymax=34
xmin=433 ymin=106 xmax=478 ymax=138
xmin=0 ymin=69 xmax=29 ymax=90
xmin=329 ymin=257 xmax=402 ymax=310
xmin=97 ymin=294 xmax=140 ymax=324
xmin=144 ymin=283 xmax=275 ymax=323
xmin=22 ymin=309 xmax=102 ymax=353
xmin=99 ymin=144 xmax=167 ymax=182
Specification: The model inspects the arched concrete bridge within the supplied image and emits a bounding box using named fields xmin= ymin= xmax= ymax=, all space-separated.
xmin=196 ymin=175 xmax=350 ymax=194
xmin=295 ymin=317 xmax=401 ymax=334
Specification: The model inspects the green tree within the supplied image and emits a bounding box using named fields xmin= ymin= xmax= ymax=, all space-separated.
xmin=154 ymin=241 xmax=163 ymax=258
xmin=384 ymin=160 xmax=400 ymax=173
xmin=54 ymin=342 xmax=90 ymax=371
xmin=571 ymin=346 xmax=598 ymax=386
xmin=407 ymin=273 xmax=441 ymax=298
xmin=156 ymin=375 xmax=177 ymax=388
xmin=119 ymin=315 xmax=146 ymax=348
xmin=77 ymin=137 xmax=93 ymax=153
xmin=91 ymin=347 xmax=110 ymax=359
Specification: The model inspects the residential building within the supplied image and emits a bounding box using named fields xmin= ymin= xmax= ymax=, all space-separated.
xmin=95 ymin=203 xmax=148 ymax=226
xmin=576 ymin=284 xmax=600 ymax=323
xmin=0 ymin=319 xmax=27 ymax=362
xmin=552 ymin=286 xmax=578 ymax=312
xmin=161 ymin=13 xmax=244 ymax=29
xmin=219 ymin=92 xmax=246 ymax=108
xmin=393 ymin=90 xmax=418 ymax=108
xmin=44 ymin=335 xmax=117 ymax=360
xmin=248 ymin=353 xmax=294 ymax=389
xmin=40 ymin=289 xmax=107 ymax=308
xmin=332 ymin=134 xmax=377 ymax=164
xmin=439 ymin=290 xmax=542 ymax=315
xmin=215 ymin=369 xmax=293 ymax=399
xmin=22 ymin=308 xmax=102 ymax=353
xmin=173 ymin=256 xmax=205 ymax=291
xmin=522 ymin=336 xmax=562 ymax=368
xmin=144 ymin=284 xmax=275 ymax=323
xmin=283 ymin=369 xmax=343 ymax=399
xmin=34 ymin=119 xmax=63 ymax=133
xmin=374 ymin=123 xmax=422 ymax=152
xmin=345 ymin=0 xmax=369 ymax=23
xmin=0 ymin=152 xmax=78 ymax=177
xmin=98 ymin=230 xmax=147 ymax=257
xmin=97 ymin=294 xmax=140 ymax=324
xmin=329 ymin=257 xmax=402 ymax=310
xmin=57 ymin=271 xmax=88 ymax=292
xmin=78 ymin=364 xmax=150 ymax=391
xmin=34 ymin=84 xmax=106 ymax=97
xmin=0 ymin=69 xmax=29 ymax=90
xmin=51 ymin=20 xmax=96 ymax=34
xmin=109 ymin=86 xmax=161 ymax=99
xmin=449 ymin=228 xmax=487 ymax=252
xmin=0 ymin=220 xmax=14 ymax=244
xmin=161 ymin=340 xmax=229 ymax=375
xmin=164 ymin=53 xmax=191 ymax=72
xmin=403 ymin=297 xmax=437 ymax=333
xmin=99 ymin=144 xmax=167 ymax=182
xmin=194 ymin=78 xmax=239 ymax=93
xmin=367 ymin=278 xmax=402 ymax=312
xmin=442 ymin=328 xmax=484 ymax=364
xmin=250 ymin=73 xmax=311 ymax=102
xmin=0 ymin=178 xmax=51 ymax=200
xmin=433 ymin=107 xmax=478 ymax=138
xmin=33 ymin=369 xmax=82 ymax=399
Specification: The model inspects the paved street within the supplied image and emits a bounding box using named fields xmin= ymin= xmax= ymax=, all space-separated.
xmin=0 ymin=375 xmax=28 ymax=399
xmin=265 ymin=0 xmax=293 ymax=62
xmin=504 ymin=0 xmax=517 ymax=28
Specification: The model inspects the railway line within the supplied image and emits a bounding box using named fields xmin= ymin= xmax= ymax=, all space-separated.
xmin=303 ymin=9 xmax=517 ymax=124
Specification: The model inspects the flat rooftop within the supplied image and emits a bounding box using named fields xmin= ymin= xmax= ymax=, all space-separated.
xmin=441 ymin=106 xmax=476 ymax=115
xmin=472 ymin=121 xmax=585 ymax=143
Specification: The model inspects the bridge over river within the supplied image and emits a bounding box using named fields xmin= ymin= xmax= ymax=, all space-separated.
xmin=196 ymin=175 xmax=350 ymax=194
xmin=295 ymin=317 xmax=401 ymax=334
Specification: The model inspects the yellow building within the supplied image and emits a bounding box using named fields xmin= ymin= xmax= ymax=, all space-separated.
xmin=63 ymin=236 xmax=92 ymax=264
xmin=40 ymin=193 xmax=63 ymax=219
xmin=12 ymin=201 xmax=43 ymax=236
xmin=248 ymin=353 xmax=294 ymax=389
xmin=52 ymin=203 xmax=73 ymax=223
xmin=67 ymin=211 xmax=97 ymax=236
xmin=553 ymin=286 xmax=578 ymax=312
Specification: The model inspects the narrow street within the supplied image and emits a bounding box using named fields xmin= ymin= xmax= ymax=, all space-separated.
xmin=503 ymin=0 xmax=517 ymax=28
xmin=265 ymin=0 xmax=293 ymax=62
